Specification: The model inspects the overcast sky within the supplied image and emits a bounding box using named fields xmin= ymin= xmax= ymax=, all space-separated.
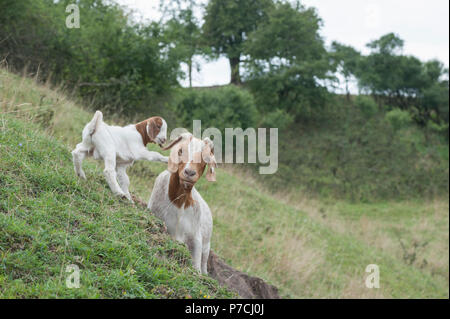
xmin=116 ymin=0 xmax=449 ymax=88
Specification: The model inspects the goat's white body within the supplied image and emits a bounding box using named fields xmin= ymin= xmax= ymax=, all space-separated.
xmin=72 ymin=111 xmax=168 ymax=201
xmin=148 ymin=170 xmax=213 ymax=274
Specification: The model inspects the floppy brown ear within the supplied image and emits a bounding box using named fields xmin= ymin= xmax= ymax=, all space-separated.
xmin=202 ymin=138 xmax=216 ymax=182
xmin=164 ymin=136 xmax=183 ymax=173
xmin=167 ymin=145 xmax=180 ymax=173
xmin=206 ymin=154 xmax=217 ymax=182
xmin=146 ymin=118 xmax=160 ymax=142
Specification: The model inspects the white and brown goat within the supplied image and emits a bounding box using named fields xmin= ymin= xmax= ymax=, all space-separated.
xmin=72 ymin=110 xmax=168 ymax=201
xmin=148 ymin=133 xmax=217 ymax=274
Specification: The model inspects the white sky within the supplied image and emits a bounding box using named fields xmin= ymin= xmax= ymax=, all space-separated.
xmin=117 ymin=0 xmax=449 ymax=88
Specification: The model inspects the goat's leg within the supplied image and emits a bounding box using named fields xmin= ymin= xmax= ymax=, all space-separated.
xmin=116 ymin=164 xmax=132 ymax=202
xmin=72 ymin=144 xmax=88 ymax=179
xmin=103 ymin=157 xmax=126 ymax=198
xmin=137 ymin=149 xmax=168 ymax=163
xmin=201 ymin=242 xmax=210 ymax=275
xmin=188 ymin=237 xmax=203 ymax=274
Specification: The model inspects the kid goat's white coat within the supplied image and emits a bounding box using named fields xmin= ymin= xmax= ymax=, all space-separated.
xmin=148 ymin=133 xmax=217 ymax=274
xmin=72 ymin=111 xmax=168 ymax=201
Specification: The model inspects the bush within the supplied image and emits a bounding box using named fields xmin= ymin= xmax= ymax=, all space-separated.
xmin=355 ymin=95 xmax=378 ymax=118
xmin=385 ymin=108 xmax=413 ymax=131
xmin=175 ymin=86 xmax=259 ymax=131
xmin=261 ymin=108 xmax=294 ymax=129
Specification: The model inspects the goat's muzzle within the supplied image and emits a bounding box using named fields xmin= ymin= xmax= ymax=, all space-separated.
xmin=180 ymin=177 xmax=195 ymax=190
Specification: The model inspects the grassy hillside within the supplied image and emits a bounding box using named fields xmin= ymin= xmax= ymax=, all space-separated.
xmin=1 ymin=68 xmax=448 ymax=298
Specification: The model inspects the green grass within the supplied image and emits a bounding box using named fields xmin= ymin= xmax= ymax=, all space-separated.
xmin=1 ymin=68 xmax=448 ymax=298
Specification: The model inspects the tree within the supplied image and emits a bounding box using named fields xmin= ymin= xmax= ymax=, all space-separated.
xmin=163 ymin=0 xmax=204 ymax=87
xmin=356 ymin=33 xmax=424 ymax=108
xmin=354 ymin=33 xmax=449 ymax=127
xmin=420 ymin=61 xmax=449 ymax=126
xmin=202 ymin=0 xmax=273 ymax=84
xmin=244 ymin=1 xmax=325 ymax=66
xmin=243 ymin=1 xmax=331 ymax=117
xmin=330 ymin=41 xmax=361 ymax=100
xmin=0 ymin=0 xmax=180 ymax=115
xmin=366 ymin=32 xmax=404 ymax=55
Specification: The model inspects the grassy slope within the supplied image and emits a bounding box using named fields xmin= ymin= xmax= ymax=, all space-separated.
xmin=1 ymin=68 xmax=448 ymax=298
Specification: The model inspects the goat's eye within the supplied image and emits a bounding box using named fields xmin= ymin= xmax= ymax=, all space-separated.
xmin=178 ymin=149 xmax=182 ymax=156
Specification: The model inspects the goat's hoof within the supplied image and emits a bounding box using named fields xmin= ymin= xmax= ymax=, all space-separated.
xmin=118 ymin=194 xmax=134 ymax=204
xmin=77 ymin=172 xmax=86 ymax=180
xmin=124 ymin=193 xmax=134 ymax=203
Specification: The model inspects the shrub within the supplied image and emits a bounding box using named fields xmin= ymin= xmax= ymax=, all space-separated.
xmin=261 ymin=108 xmax=294 ymax=129
xmin=175 ymin=86 xmax=259 ymax=131
xmin=354 ymin=95 xmax=378 ymax=118
xmin=385 ymin=108 xmax=413 ymax=131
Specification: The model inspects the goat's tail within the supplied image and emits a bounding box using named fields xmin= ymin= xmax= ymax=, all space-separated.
xmin=86 ymin=110 xmax=103 ymax=136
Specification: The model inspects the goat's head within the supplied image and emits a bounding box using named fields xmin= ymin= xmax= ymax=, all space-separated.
xmin=136 ymin=116 xmax=167 ymax=147
xmin=163 ymin=133 xmax=216 ymax=190
xmin=146 ymin=116 xmax=167 ymax=147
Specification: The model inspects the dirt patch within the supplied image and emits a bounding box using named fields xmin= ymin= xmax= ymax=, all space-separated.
xmin=207 ymin=251 xmax=280 ymax=299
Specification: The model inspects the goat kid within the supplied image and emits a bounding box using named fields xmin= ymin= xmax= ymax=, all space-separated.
xmin=72 ymin=110 xmax=168 ymax=201
xmin=148 ymin=133 xmax=217 ymax=274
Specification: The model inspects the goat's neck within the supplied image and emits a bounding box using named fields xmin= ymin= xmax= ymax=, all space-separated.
xmin=168 ymin=173 xmax=194 ymax=209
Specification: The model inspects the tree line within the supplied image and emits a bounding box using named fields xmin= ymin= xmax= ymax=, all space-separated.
xmin=0 ymin=0 xmax=448 ymax=132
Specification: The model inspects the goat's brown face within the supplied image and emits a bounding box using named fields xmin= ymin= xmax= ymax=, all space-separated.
xmin=177 ymin=149 xmax=206 ymax=189
xmin=164 ymin=134 xmax=216 ymax=190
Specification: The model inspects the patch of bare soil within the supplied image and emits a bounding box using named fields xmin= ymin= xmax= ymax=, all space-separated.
xmin=207 ymin=251 xmax=280 ymax=299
